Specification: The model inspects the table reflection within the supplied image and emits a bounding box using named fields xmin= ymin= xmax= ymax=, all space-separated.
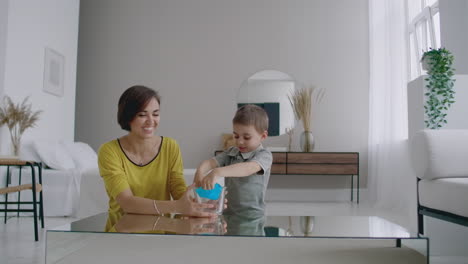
xmin=59 ymin=213 xmax=414 ymax=239
xmin=223 ymin=213 xmax=265 ymax=236
xmin=108 ymin=211 xmax=266 ymax=236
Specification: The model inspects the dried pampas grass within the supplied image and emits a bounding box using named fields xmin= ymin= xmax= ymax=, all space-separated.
xmin=288 ymin=86 xmax=324 ymax=132
xmin=0 ymin=96 xmax=42 ymax=156
xmin=288 ymin=86 xmax=325 ymax=152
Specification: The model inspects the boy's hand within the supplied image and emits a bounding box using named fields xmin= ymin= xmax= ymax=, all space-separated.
xmin=193 ymin=171 xmax=205 ymax=187
xmin=200 ymin=170 xmax=218 ymax=190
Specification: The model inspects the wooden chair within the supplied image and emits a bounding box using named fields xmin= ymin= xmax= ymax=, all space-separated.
xmin=0 ymin=159 xmax=44 ymax=241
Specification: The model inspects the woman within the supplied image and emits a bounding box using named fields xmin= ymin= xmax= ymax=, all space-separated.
xmin=98 ymin=85 xmax=215 ymax=229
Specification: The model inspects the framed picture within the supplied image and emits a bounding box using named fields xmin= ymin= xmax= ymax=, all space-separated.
xmin=43 ymin=47 xmax=65 ymax=97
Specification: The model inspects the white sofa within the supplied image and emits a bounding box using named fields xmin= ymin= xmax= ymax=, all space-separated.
xmin=410 ymin=129 xmax=468 ymax=234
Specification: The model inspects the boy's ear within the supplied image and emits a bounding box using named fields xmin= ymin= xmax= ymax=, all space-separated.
xmin=261 ymin=130 xmax=268 ymax=140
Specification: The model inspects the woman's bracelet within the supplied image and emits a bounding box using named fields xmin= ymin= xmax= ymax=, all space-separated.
xmin=153 ymin=200 xmax=161 ymax=215
xmin=152 ymin=216 xmax=161 ymax=231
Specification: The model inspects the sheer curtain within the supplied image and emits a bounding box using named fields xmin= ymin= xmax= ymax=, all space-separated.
xmin=368 ymin=0 xmax=414 ymax=226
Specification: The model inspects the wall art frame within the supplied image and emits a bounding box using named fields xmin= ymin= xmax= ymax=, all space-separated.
xmin=43 ymin=47 xmax=65 ymax=97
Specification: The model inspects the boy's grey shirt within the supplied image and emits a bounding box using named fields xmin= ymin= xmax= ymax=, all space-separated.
xmin=214 ymin=145 xmax=273 ymax=215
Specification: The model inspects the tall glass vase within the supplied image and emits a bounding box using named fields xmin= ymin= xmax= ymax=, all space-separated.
xmin=299 ymin=131 xmax=315 ymax=152
xmin=11 ymin=136 xmax=21 ymax=157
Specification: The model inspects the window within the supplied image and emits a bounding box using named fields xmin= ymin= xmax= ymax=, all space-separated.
xmin=407 ymin=0 xmax=440 ymax=80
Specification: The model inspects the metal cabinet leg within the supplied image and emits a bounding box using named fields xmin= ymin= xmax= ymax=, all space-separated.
xmin=357 ymin=174 xmax=360 ymax=204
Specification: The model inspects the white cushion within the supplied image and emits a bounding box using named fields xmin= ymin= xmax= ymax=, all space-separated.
xmin=410 ymin=129 xmax=468 ymax=180
xmin=19 ymin=141 xmax=42 ymax=162
xmin=64 ymin=142 xmax=98 ymax=170
xmin=33 ymin=140 xmax=75 ymax=170
xmin=419 ymin=178 xmax=468 ymax=218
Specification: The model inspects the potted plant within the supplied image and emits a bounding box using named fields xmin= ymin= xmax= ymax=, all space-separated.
xmin=420 ymin=47 xmax=456 ymax=129
xmin=0 ymin=96 xmax=42 ymax=156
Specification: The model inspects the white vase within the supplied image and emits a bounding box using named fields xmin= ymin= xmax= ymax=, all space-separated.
xmin=299 ymin=131 xmax=315 ymax=152
xmin=300 ymin=216 xmax=315 ymax=236
xmin=421 ymin=55 xmax=433 ymax=72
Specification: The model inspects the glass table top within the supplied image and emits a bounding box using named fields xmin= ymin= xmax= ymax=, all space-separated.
xmin=46 ymin=213 xmax=428 ymax=264
xmin=50 ymin=212 xmax=418 ymax=239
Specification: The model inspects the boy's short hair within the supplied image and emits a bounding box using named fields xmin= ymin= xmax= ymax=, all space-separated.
xmin=117 ymin=85 xmax=161 ymax=131
xmin=233 ymin=104 xmax=269 ymax=134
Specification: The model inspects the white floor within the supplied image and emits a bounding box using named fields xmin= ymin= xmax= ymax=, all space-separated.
xmin=1 ymin=201 xmax=467 ymax=264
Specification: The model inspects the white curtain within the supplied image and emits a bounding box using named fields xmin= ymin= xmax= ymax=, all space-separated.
xmin=368 ymin=0 xmax=414 ymax=224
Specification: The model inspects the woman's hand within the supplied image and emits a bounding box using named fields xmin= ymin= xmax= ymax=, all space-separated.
xmin=176 ymin=185 xmax=217 ymax=217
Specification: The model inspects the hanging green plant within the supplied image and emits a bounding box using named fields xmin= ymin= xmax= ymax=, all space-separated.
xmin=421 ymin=47 xmax=456 ymax=129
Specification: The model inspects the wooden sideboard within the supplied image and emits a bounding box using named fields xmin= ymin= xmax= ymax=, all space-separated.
xmin=215 ymin=151 xmax=360 ymax=203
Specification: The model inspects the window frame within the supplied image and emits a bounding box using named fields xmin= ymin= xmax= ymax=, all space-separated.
xmin=407 ymin=0 xmax=439 ymax=79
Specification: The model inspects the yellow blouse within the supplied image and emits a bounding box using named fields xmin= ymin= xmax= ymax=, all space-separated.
xmin=98 ymin=137 xmax=187 ymax=229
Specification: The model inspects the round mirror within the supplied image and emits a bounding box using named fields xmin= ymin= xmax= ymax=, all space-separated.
xmin=237 ymin=70 xmax=296 ymax=136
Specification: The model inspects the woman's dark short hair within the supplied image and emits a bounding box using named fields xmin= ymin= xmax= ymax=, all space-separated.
xmin=117 ymin=85 xmax=161 ymax=131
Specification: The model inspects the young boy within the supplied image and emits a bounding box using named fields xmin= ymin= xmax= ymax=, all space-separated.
xmin=194 ymin=104 xmax=273 ymax=215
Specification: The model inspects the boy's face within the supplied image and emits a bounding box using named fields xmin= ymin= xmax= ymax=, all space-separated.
xmin=233 ymin=124 xmax=267 ymax=153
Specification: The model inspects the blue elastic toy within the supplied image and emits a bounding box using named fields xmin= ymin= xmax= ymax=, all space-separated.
xmin=195 ymin=183 xmax=223 ymax=200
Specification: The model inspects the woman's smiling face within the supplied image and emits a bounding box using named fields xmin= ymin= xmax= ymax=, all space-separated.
xmin=129 ymin=97 xmax=160 ymax=138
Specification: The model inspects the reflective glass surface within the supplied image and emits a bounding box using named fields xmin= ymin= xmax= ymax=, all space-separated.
xmin=46 ymin=213 xmax=429 ymax=264
xmin=50 ymin=212 xmax=420 ymax=238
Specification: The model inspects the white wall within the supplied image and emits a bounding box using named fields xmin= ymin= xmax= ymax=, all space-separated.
xmin=439 ymin=0 xmax=468 ymax=74
xmin=0 ymin=0 xmax=80 ymax=155
xmin=76 ymin=0 xmax=369 ymax=192
xmin=0 ymin=0 xmax=8 ymax=100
